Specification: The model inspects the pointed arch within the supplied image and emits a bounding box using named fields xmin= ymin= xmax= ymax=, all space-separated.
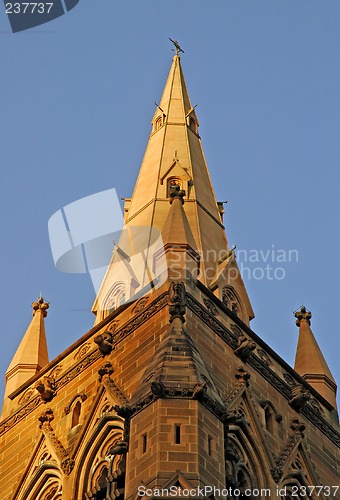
xmin=73 ymin=412 xmax=125 ymax=499
xmin=17 ymin=462 xmax=63 ymax=500
xmin=225 ymin=391 xmax=275 ymax=494
xmin=279 ymin=443 xmax=325 ymax=500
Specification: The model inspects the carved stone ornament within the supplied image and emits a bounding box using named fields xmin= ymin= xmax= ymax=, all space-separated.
xmin=98 ymin=361 xmax=114 ymax=381
xmin=290 ymin=417 xmax=306 ymax=435
xmin=168 ymin=281 xmax=186 ymax=323
xmin=224 ymin=408 xmax=245 ymax=425
xmin=108 ymin=440 xmax=128 ymax=455
xmin=230 ymin=324 xmax=242 ymax=338
xmin=61 ymin=457 xmax=75 ymax=476
xmin=203 ymin=298 xmax=218 ymax=316
xmin=74 ymin=343 xmax=91 ymax=361
xmin=289 ymin=385 xmax=311 ymax=412
xmin=234 ymin=366 xmax=250 ymax=386
xmin=192 ymin=382 xmax=208 ymax=400
xmin=256 ymin=349 xmax=272 ymax=366
xmin=38 ymin=408 xmax=54 ymax=428
xmin=169 ymin=184 xmax=186 ymax=204
xmin=132 ymin=297 xmax=149 ymax=314
xmin=94 ymin=331 xmax=115 ymax=356
xmin=234 ymin=335 xmax=256 ymax=362
xmin=150 ymin=380 xmax=165 ymax=397
xmin=295 ymin=306 xmax=311 ymax=327
xmin=38 ymin=409 xmax=75 ymax=476
xmin=35 ymin=377 xmax=57 ymax=403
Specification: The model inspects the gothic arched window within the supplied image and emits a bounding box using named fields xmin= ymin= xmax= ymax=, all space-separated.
xmin=105 ymin=282 xmax=127 ymax=312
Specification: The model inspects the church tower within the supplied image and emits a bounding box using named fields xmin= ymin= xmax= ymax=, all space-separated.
xmin=0 ymin=47 xmax=339 ymax=500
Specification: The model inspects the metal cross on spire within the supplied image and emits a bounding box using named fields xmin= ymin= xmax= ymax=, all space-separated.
xmin=169 ymin=38 xmax=185 ymax=55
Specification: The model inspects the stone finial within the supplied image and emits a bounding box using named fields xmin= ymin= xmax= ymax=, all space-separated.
xmin=169 ymin=185 xmax=186 ymax=205
xmin=32 ymin=296 xmax=49 ymax=318
xmin=295 ymin=306 xmax=311 ymax=327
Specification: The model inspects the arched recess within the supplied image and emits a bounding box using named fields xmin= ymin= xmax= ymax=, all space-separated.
xmin=18 ymin=463 xmax=62 ymax=500
xmin=225 ymin=431 xmax=268 ymax=498
xmin=225 ymin=394 xmax=274 ymax=498
xmin=73 ymin=414 xmax=125 ymax=500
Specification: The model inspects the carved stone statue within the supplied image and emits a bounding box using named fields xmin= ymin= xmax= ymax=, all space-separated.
xmin=94 ymin=331 xmax=114 ymax=356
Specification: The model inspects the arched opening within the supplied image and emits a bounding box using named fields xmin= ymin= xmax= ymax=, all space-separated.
xmin=167 ymin=177 xmax=183 ymax=198
xmin=71 ymin=401 xmax=81 ymax=429
xmin=264 ymin=406 xmax=274 ymax=434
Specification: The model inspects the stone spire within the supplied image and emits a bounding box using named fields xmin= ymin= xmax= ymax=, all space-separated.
xmin=93 ymin=50 xmax=254 ymax=324
xmin=294 ymin=306 xmax=337 ymax=409
xmin=4 ymin=297 xmax=49 ymax=402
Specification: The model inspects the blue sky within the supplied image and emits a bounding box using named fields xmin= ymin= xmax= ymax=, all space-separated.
xmin=0 ymin=1 xmax=339 ymax=407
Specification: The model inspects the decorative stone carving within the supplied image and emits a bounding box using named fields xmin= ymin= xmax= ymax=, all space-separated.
xmin=98 ymin=362 xmax=114 ymax=381
xmin=225 ymin=442 xmax=239 ymax=462
xmin=61 ymin=457 xmax=75 ymax=476
xmin=270 ymin=418 xmax=306 ymax=483
xmin=256 ymin=349 xmax=272 ymax=366
xmin=234 ymin=366 xmax=250 ymax=386
xmin=108 ymin=441 xmax=128 ymax=455
xmin=74 ymin=343 xmax=91 ymax=361
xmin=94 ymin=331 xmax=115 ymax=356
xmin=18 ymin=388 xmax=35 ymax=406
xmin=150 ymin=380 xmax=165 ymax=397
xmin=38 ymin=408 xmax=54 ymax=427
xmin=308 ymin=397 xmax=324 ymax=416
xmin=234 ymin=335 xmax=256 ymax=362
xmin=98 ymin=362 xmax=129 ymax=405
xmin=283 ymin=372 xmax=296 ymax=386
xmin=38 ymin=409 xmax=74 ymax=476
xmin=289 ymin=385 xmax=311 ymax=412
xmin=132 ymin=297 xmax=149 ymax=314
xmin=48 ymin=364 xmax=63 ymax=380
xmin=192 ymin=382 xmax=208 ymax=400
xmin=107 ymin=320 xmax=120 ymax=333
xmin=169 ymin=184 xmax=186 ymax=204
xmin=230 ymin=324 xmax=242 ymax=337
xmin=203 ymin=298 xmax=218 ymax=316
xmin=224 ymin=409 xmax=245 ymax=425
xmin=168 ymin=281 xmax=186 ymax=323
xmin=32 ymin=296 xmax=49 ymax=317
xmin=290 ymin=417 xmax=306 ymax=435
xmin=35 ymin=377 xmax=57 ymax=403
